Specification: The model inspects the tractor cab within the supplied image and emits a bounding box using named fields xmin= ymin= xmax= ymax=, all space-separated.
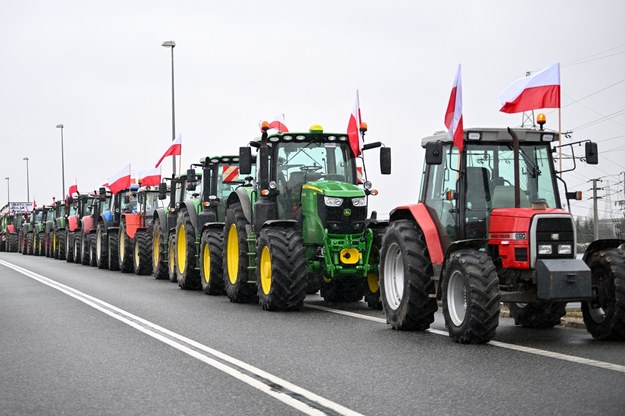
xmin=199 ymin=155 xmax=252 ymax=222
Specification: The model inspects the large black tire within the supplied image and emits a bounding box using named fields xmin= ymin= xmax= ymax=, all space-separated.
xmin=89 ymin=234 xmax=97 ymax=267
xmin=508 ymin=302 xmax=566 ymax=328
xmin=321 ymin=277 xmax=365 ymax=303
xmin=364 ymin=227 xmax=385 ymax=309
xmin=57 ymin=230 xmax=66 ymax=260
xmin=8 ymin=234 xmax=19 ymax=253
xmin=73 ymin=233 xmax=82 ymax=263
xmin=442 ymin=249 xmax=500 ymax=344
xmin=96 ymin=223 xmax=108 ymax=269
xmin=199 ymin=228 xmax=225 ymax=295
xmin=37 ymin=232 xmax=45 ymax=256
xmin=134 ymin=230 xmax=152 ymax=275
xmin=223 ymin=203 xmax=257 ymax=303
xmin=152 ymin=217 xmax=168 ymax=280
xmin=168 ymin=233 xmax=177 ymax=282
xmin=66 ymin=233 xmax=75 ymax=262
xmin=80 ymin=231 xmax=90 ymax=265
xmin=27 ymin=233 xmax=34 ymax=255
xmin=175 ymin=209 xmax=201 ymax=290
xmin=108 ymin=230 xmax=120 ymax=271
xmin=379 ymin=220 xmax=438 ymax=331
xmin=582 ymin=248 xmax=625 ymax=340
xmin=256 ymin=226 xmax=307 ymax=311
xmin=118 ymin=220 xmax=134 ymax=273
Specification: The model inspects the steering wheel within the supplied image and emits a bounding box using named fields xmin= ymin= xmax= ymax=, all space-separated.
xmin=300 ymin=164 xmax=322 ymax=172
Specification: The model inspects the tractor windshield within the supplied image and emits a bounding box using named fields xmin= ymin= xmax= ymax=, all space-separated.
xmin=140 ymin=192 xmax=162 ymax=214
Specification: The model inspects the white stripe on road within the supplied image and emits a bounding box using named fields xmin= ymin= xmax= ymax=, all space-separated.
xmin=305 ymin=304 xmax=625 ymax=374
xmin=0 ymin=259 xmax=362 ymax=416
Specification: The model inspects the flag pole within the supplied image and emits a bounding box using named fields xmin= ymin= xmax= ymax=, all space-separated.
xmin=558 ymin=107 xmax=562 ymax=174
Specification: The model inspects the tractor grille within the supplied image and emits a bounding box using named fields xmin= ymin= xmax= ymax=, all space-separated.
xmin=317 ymin=196 xmax=366 ymax=234
xmin=534 ymin=216 xmax=575 ymax=260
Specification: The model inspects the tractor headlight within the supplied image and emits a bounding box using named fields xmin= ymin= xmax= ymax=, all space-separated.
xmin=558 ymin=244 xmax=572 ymax=255
xmin=538 ymin=244 xmax=552 ymax=255
xmin=351 ymin=197 xmax=366 ymax=207
xmin=324 ymin=197 xmax=343 ymax=207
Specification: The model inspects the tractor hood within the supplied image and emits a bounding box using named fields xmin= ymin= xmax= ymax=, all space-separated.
xmin=303 ymin=180 xmax=365 ymax=197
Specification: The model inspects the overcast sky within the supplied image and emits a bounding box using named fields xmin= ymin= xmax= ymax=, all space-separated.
xmin=2 ymin=0 xmax=625 ymax=220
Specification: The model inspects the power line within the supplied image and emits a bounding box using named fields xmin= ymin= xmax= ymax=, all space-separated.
xmin=563 ymin=43 xmax=625 ymax=67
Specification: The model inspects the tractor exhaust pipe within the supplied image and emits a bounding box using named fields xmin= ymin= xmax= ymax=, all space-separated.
xmin=507 ymin=127 xmax=521 ymax=208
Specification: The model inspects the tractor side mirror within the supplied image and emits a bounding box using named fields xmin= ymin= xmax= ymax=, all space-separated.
xmin=585 ymin=142 xmax=598 ymax=165
xmin=99 ymin=187 xmax=107 ymax=201
xmin=380 ymin=147 xmax=392 ymax=175
xmin=158 ymin=182 xmax=167 ymax=200
xmin=425 ymin=141 xmax=443 ymax=165
xmin=186 ymin=168 xmax=197 ymax=183
xmin=239 ymin=147 xmax=252 ymax=175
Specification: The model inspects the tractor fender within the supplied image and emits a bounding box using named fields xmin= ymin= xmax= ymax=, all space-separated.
xmin=68 ymin=215 xmax=79 ymax=232
xmin=45 ymin=222 xmax=54 ymax=234
xmin=260 ymin=219 xmax=298 ymax=231
xmin=227 ymin=189 xmax=253 ymax=225
xmin=153 ymin=209 xmax=169 ymax=236
xmin=82 ymin=215 xmax=95 ymax=235
xmin=180 ymin=200 xmax=198 ymax=232
xmin=96 ymin=214 xmax=111 ymax=234
xmin=201 ymin=222 xmax=225 ymax=234
xmin=583 ymin=239 xmax=625 ymax=262
xmin=390 ymin=204 xmax=444 ymax=265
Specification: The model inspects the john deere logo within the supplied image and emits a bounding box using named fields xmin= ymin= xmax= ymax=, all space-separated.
xmin=343 ymin=208 xmax=352 ymax=217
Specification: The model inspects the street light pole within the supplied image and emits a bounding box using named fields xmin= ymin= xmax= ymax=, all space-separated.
xmin=23 ymin=157 xmax=29 ymax=202
xmin=4 ymin=177 xmax=9 ymax=205
xmin=162 ymin=40 xmax=176 ymax=176
xmin=56 ymin=124 xmax=65 ymax=198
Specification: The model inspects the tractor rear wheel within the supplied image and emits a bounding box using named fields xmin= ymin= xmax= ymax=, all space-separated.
xmin=96 ymin=223 xmax=108 ymax=269
xmin=176 ymin=210 xmax=201 ymax=290
xmin=58 ymin=230 xmax=66 ymax=260
xmin=73 ymin=233 xmax=81 ymax=262
xmin=88 ymin=234 xmax=97 ymax=267
xmin=582 ymin=249 xmax=625 ymax=340
xmin=118 ymin=220 xmax=134 ymax=273
xmin=443 ymin=249 xmax=500 ymax=344
xmin=108 ymin=230 xmax=120 ymax=271
xmin=65 ymin=232 xmax=74 ymax=262
xmin=8 ymin=234 xmax=19 ymax=252
xmin=223 ymin=202 xmax=257 ymax=303
xmin=257 ymin=226 xmax=307 ymax=311
xmin=27 ymin=233 xmax=34 ymax=255
xmin=37 ymin=232 xmax=45 ymax=256
xmin=380 ymin=220 xmax=437 ymax=331
xmin=168 ymin=233 xmax=176 ymax=282
xmin=134 ymin=230 xmax=152 ymax=275
xmin=200 ymin=228 xmax=225 ymax=295
xmin=80 ymin=231 xmax=90 ymax=265
xmin=508 ymin=302 xmax=566 ymax=328
xmin=152 ymin=217 xmax=168 ymax=280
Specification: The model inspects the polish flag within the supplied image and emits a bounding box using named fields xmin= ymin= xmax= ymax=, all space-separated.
xmin=445 ymin=64 xmax=464 ymax=152
xmin=347 ymin=91 xmax=363 ymax=157
xmin=67 ymin=184 xmax=78 ymax=197
xmin=138 ymin=166 xmax=162 ymax=187
xmin=155 ymin=134 xmax=182 ymax=168
xmin=268 ymin=114 xmax=289 ymax=132
xmin=107 ymin=164 xmax=131 ymax=194
xmin=499 ymin=63 xmax=560 ymax=113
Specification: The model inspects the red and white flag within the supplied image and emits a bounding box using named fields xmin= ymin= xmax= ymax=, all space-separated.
xmin=499 ymin=63 xmax=560 ymax=113
xmin=155 ymin=134 xmax=182 ymax=168
xmin=445 ymin=64 xmax=464 ymax=152
xmin=67 ymin=184 xmax=78 ymax=197
xmin=107 ymin=164 xmax=131 ymax=194
xmin=347 ymin=91 xmax=363 ymax=157
xmin=138 ymin=166 xmax=162 ymax=187
xmin=268 ymin=114 xmax=289 ymax=132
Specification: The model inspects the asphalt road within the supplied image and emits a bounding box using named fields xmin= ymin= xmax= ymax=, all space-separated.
xmin=1 ymin=252 xmax=624 ymax=416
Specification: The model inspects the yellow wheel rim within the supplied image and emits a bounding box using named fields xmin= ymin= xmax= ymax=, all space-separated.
xmin=153 ymin=231 xmax=159 ymax=265
xmin=120 ymin=233 xmax=125 ymax=259
xmin=177 ymin=224 xmax=186 ymax=274
xmin=260 ymin=246 xmax=272 ymax=295
xmin=202 ymin=243 xmax=210 ymax=284
xmin=367 ymin=272 xmax=379 ymax=294
xmin=227 ymin=224 xmax=239 ymax=284
xmin=168 ymin=239 xmax=175 ymax=275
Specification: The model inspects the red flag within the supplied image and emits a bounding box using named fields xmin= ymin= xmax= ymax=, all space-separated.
xmin=68 ymin=184 xmax=78 ymax=197
xmin=347 ymin=91 xmax=363 ymax=157
xmin=445 ymin=64 xmax=464 ymax=152
xmin=138 ymin=166 xmax=161 ymax=187
xmin=155 ymin=134 xmax=182 ymax=168
xmin=107 ymin=164 xmax=131 ymax=194
xmin=499 ymin=63 xmax=560 ymax=113
xmin=268 ymin=114 xmax=289 ymax=133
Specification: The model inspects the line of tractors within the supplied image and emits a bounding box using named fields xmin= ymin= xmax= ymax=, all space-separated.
xmin=1 ymin=121 xmax=624 ymax=344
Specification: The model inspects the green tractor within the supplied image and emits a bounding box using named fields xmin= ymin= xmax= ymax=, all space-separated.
xmin=224 ymin=124 xmax=391 ymax=310
xmin=174 ymin=155 xmax=252 ymax=293
xmin=0 ymin=208 xmax=22 ymax=253
xmin=45 ymin=199 xmax=67 ymax=259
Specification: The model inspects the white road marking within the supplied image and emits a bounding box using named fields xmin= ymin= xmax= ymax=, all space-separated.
xmin=305 ymin=304 xmax=625 ymax=374
xmin=0 ymin=259 xmax=363 ymax=416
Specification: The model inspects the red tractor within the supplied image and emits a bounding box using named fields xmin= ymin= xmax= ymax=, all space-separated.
xmin=380 ymin=125 xmax=625 ymax=343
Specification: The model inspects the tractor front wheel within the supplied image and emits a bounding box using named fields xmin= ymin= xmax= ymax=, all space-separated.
xmin=152 ymin=218 xmax=168 ymax=280
xmin=134 ymin=230 xmax=152 ymax=275
xmin=96 ymin=223 xmax=108 ymax=269
xmin=168 ymin=233 xmax=176 ymax=282
xmin=108 ymin=230 xmax=120 ymax=271
xmin=508 ymin=302 xmax=566 ymax=328
xmin=380 ymin=220 xmax=437 ymax=331
xmin=442 ymin=249 xmax=500 ymax=344
xmin=175 ymin=210 xmax=201 ymax=290
xmin=257 ymin=226 xmax=307 ymax=311
xmin=582 ymin=249 xmax=625 ymax=340
xmin=223 ymin=203 xmax=257 ymax=303
xmin=80 ymin=231 xmax=90 ymax=265
xmin=200 ymin=228 xmax=225 ymax=295
xmin=118 ymin=220 xmax=134 ymax=273
xmin=65 ymin=232 xmax=74 ymax=262
xmin=58 ymin=230 xmax=66 ymax=260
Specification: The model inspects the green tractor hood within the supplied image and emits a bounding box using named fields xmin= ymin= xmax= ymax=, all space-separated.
xmin=303 ymin=180 xmax=365 ymax=198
